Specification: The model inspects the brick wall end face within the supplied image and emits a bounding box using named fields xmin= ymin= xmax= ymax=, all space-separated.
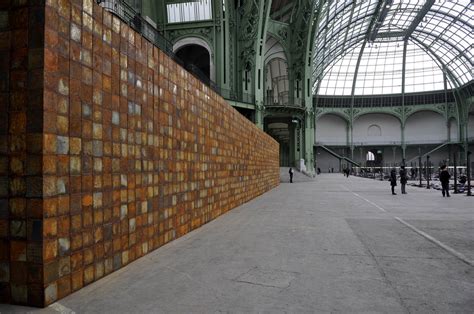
xmin=0 ymin=0 xmax=46 ymax=307
xmin=1 ymin=0 xmax=280 ymax=307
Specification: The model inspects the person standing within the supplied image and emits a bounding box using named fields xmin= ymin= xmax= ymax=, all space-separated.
xmin=289 ymin=167 xmax=294 ymax=183
xmin=439 ymin=165 xmax=451 ymax=197
xmin=390 ymin=168 xmax=397 ymax=195
xmin=399 ymin=166 xmax=408 ymax=194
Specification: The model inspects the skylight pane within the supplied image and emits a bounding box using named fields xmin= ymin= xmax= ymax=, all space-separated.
xmin=313 ymin=0 xmax=472 ymax=94
xmin=166 ymin=0 xmax=212 ymax=23
xmin=405 ymin=40 xmax=445 ymax=93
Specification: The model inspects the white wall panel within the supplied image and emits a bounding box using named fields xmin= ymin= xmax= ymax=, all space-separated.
xmin=448 ymin=118 xmax=458 ymax=141
xmin=315 ymin=114 xmax=347 ymax=144
xmin=353 ymin=114 xmax=401 ymax=144
xmin=468 ymin=114 xmax=474 ymax=138
xmin=405 ymin=111 xmax=447 ymax=143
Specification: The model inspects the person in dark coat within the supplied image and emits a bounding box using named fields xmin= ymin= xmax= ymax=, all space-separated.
xmin=390 ymin=168 xmax=397 ymax=195
xmin=439 ymin=165 xmax=451 ymax=197
xmin=399 ymin=166 xmax=408 ymax=194
xmin=289 ymin=167 xmax=294 ymax=183
xmin=344 ymin=168 xmax=350 ymax=178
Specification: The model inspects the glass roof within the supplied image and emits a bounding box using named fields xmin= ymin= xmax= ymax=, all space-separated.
xmin=377 ymin=1 xmax=425 ymax=35
xmin=313 ymin=0 xmax=378 ymax=88
xmin=318 ymin=40 xmax=447 ymax=96
xmin=312 ymin=0 xmax=473 ymax=95
xmin=166 ymin=0 xmax=212 ymax=23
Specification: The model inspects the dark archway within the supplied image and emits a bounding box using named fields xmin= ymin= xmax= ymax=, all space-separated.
xmin=264 ymin=119 xmax=293 ymax=167
xmin=175 ymin=44 xmax=210 ymax=81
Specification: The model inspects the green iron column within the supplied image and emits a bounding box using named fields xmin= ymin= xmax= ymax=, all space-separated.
xmin=304 ymin=108 xmax=315 ymax=173
xmin=401 ymin=39 xmax=407 ymax=160
xmin=238 ymin=0 xmax=272 ymax=129
xmin=289 ymin=0 xmax=320 ymax=175
xmin=213 ymin=0 xmax=237 ymax=92
xmin=255 ymin=0 xmax=272 ymax=129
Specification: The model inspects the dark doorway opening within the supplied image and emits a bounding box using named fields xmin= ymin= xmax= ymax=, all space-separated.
xmin=265 ymin=118 xmax=293 ymax=167
xmin=175 ymin=44 xmax=210 ymax=81
xmin=366 ymin=149 xmax=383 ymax=167
xmin=234 ymin=107 xmax=254 ymax=123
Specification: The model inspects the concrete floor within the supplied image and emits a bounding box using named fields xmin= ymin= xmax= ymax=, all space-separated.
xmin=2 ymin=171 xmax=473 ymax=313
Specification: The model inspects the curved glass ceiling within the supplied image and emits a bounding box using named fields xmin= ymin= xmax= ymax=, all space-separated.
xmin=319 ymin=40 xmax=447 ymax=96
xmin=312 ymin=0 xmax=473 ymax=95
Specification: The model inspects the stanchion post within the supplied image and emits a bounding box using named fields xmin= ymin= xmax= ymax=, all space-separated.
xmin=418 ymin=156 xmax=422 ymax=187
xmin=426 ymin=155 xmax=430 ymax=189
xmin=467 ymin=151 xmax=472 ymax=196
xmin=453 ymin=153 xmax=458 ymax=194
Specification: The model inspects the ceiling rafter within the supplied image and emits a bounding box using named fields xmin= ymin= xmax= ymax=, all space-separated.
xmin=312 ymin=0 xmax=472 ymax=95
xmin=403 ymin=0 xmax=435 ymax=40
xmin=413 ymin=29 xmax=472 ymax=67
xmin=369 ymin=0 xmax=393 ymax=42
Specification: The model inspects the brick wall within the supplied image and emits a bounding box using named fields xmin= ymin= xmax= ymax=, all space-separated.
xmin=0 ymin=0 xmax=280 ymax=307
xmin=0 ymin=0 xmax=46 ymax=306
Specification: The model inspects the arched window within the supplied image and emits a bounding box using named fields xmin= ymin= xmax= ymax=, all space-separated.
xmin=367 ymin=124 xmax=382 ymax=136
xmin=366 ymin=151 xmax=375 ymax=161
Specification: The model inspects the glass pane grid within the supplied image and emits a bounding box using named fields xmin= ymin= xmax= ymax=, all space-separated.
xmin=313 ymin=0 xmax=377 ymax=83
xmin=378 ymin=0 xmax=425 ymax=33
xmin=166 ymin=0 xmax=212 ymax=23
xmin=312 ymin=0 xmax=472 ymax=95
xmin=354 ymin=41 xmax=403 ymax=95
xmin=405 ymin=40 xmax=445 ymax=93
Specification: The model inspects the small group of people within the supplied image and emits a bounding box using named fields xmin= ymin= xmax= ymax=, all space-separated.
xmin=343 ymin=168 xmax=350 ymax=178
xmin=390 ymin=165 xmax=452 ymax=197
xmin=390 ymin=166 xmax=407 ymax=195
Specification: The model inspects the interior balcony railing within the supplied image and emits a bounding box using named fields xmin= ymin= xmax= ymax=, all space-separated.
xmin=315 ymin=139 xmax=461 ymax=147
xmin=271 ymin=75 xmax=289 ymax=84
xmin=314 ymin=90 xmax=456 ymax=108
xmin=97 ymin=0 xmax=255 ymax=105
xmin=216 ymin=88 xmax=255 ymax=105
xmin=265 ymin=91 xmax=304 ymax=107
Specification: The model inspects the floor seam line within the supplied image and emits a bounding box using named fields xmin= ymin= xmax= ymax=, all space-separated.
xmin=393 ymin=216 xmax=474 ymax=267
xmin=348 ymin=223 xmax=412 ymax=314
xmin=341 ymin=184 xmax=474 ymax=267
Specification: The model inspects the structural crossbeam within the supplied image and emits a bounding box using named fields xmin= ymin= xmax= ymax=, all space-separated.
xmin=403 ymin=0 xmax=435 ymax=40
xmin=369 ymin=0 xmax=393 ymax=42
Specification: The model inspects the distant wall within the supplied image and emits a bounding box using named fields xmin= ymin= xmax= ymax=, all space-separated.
xmin=405 ymin=111 xmax=447 ymax=143
xmin=353 ymin=114 xmax=401 ymax=144
xmin=0 ymin=0 xmax=280 ymax=307
xmin=468 ymin=114 xmax=474 ymax=138
xmin=315 ymin=114 xmax=347 ymax=144
xmin=316 ymin=111 xmax=454 ymax=146
xmin=315 ymin=147 xmax=346 ymax=172
xmin=315 ymin=110 xmax=463 ymax=170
